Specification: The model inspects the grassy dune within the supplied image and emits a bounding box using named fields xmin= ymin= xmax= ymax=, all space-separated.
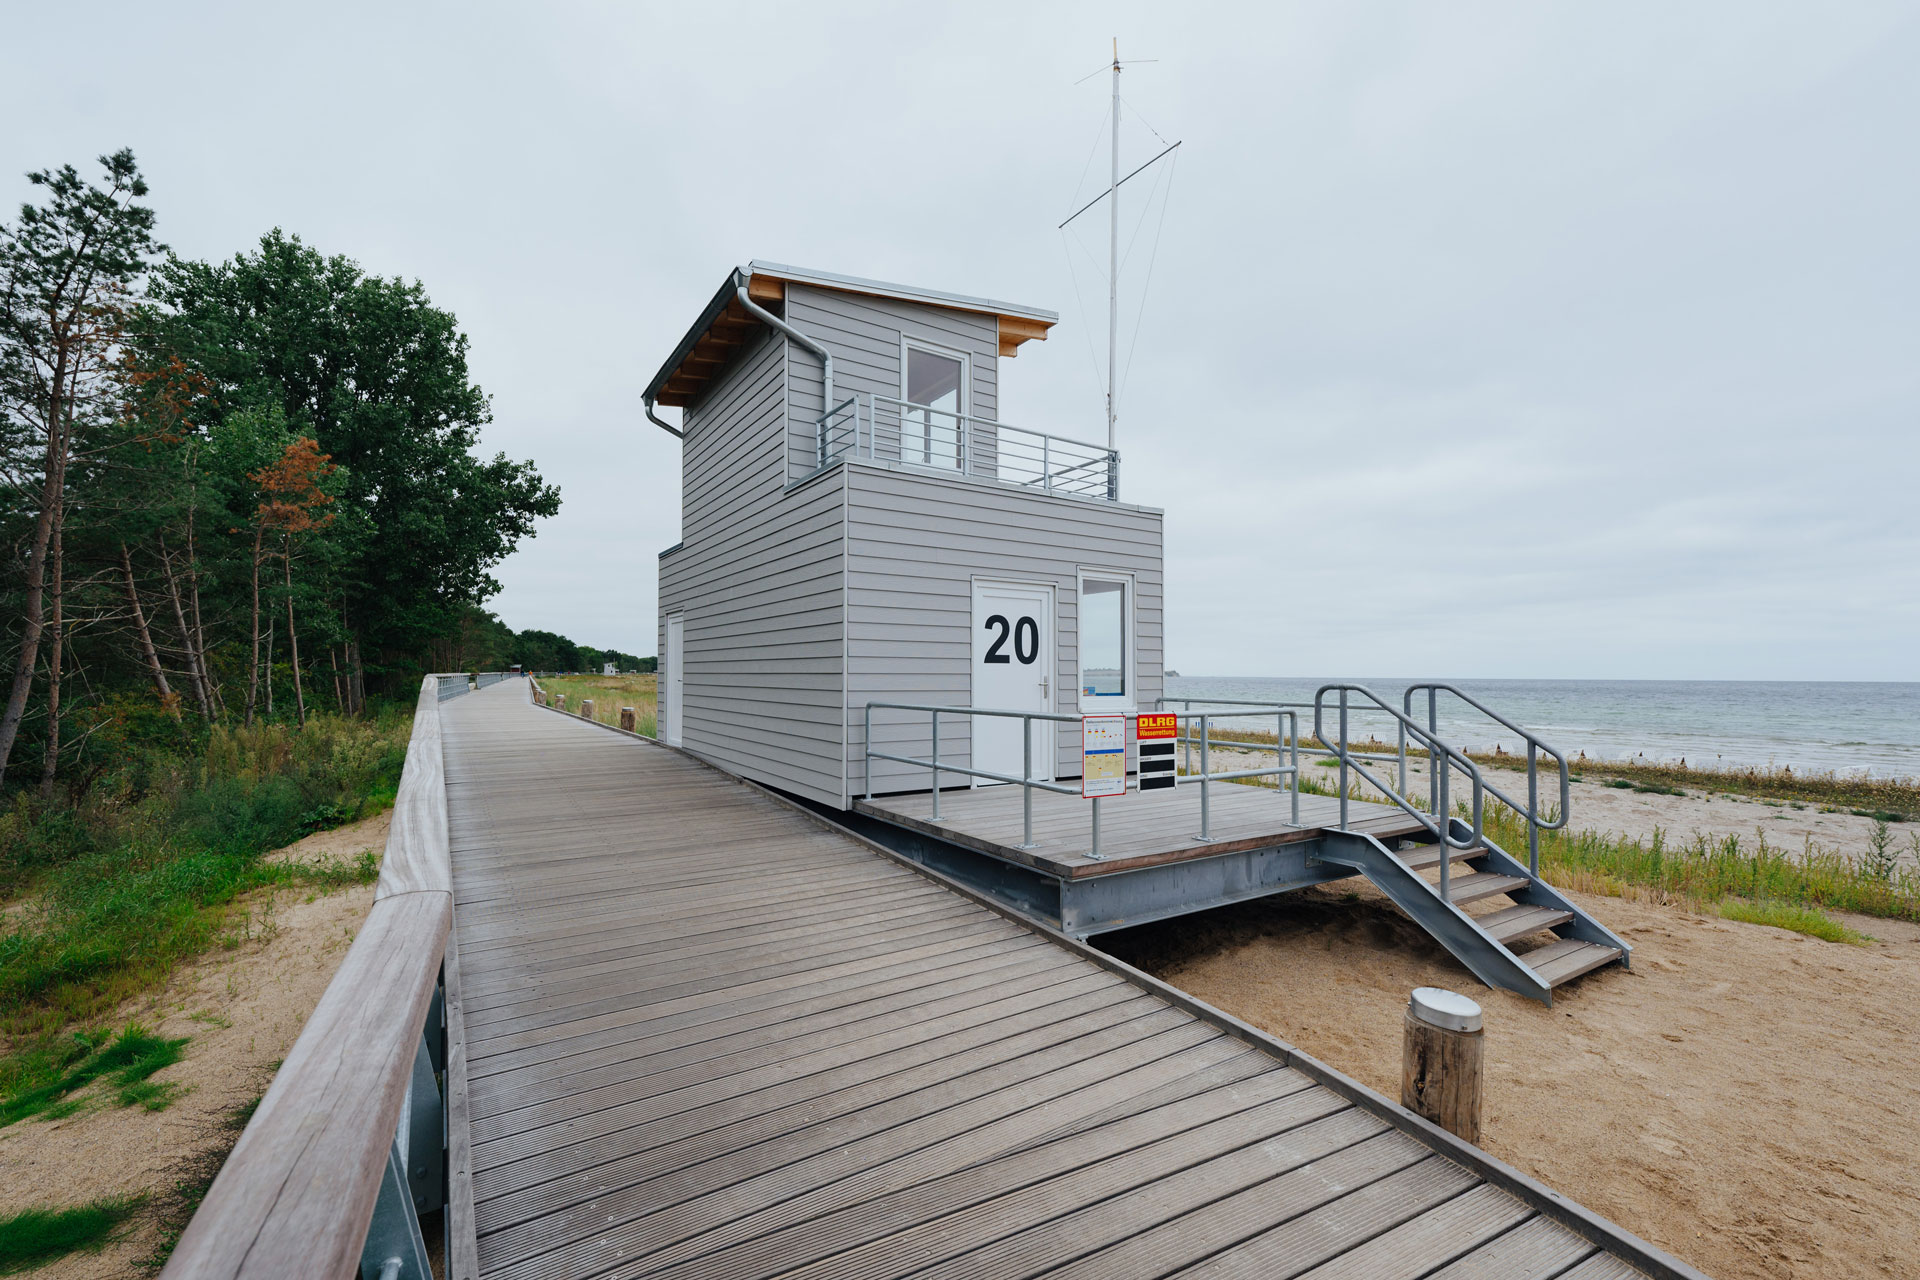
xmin=537 ymin=674 xmax=658 ymax=738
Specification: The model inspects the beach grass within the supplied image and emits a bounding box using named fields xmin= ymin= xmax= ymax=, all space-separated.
xmin=1716 ymin=899 xmax=1865 ymax=944
xmin=0 ymin=1195 xmax=144 ymax=1274
xmin=537 ymin=674 xmax=658 ymax=738
xmin=1477 ymin=804 xmax=1919 ymax=926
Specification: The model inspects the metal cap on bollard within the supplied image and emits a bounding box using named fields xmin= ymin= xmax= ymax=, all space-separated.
xmin=1409 ymin=987 xmax=1482 ymax=1033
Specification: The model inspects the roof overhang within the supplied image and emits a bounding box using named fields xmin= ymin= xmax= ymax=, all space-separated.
xmin=644 ymin=262 xmax=1057 ymax=410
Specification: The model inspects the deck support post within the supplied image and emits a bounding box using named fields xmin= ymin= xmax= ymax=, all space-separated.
xmin=1402 ymin=988 xmax=1484 ymax=1144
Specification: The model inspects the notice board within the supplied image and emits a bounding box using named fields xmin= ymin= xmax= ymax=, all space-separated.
xmin=1081 ymin=714 xmax=1127 ymax=798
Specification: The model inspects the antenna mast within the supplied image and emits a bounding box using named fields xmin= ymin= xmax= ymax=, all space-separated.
xmin=1107 ymin=37 xmax=1120 ymax=454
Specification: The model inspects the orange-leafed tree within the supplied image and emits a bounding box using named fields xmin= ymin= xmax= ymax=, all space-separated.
xmin=246 ymin=437 xmax=339 ymax=725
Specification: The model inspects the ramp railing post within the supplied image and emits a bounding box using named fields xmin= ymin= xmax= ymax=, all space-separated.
xmin=1527 ymin=741 xmax=1540 ymax=877
xmin=1428 ymin=687 xmax=1440 ymax=818
xmin=1338 ymin=689 xmax=1350 ymax=832
xmin=1020 ymin=716 xmax=1034 ymax=848
xmin=1439 ymin=755 xmax=1452 ymax=901
xmin=863 ymin=703 xmax=874 ymax=801
xmin=1286 ymin=710 xmax=1300 ymax=827
xmin=931 ymin=709 xmax=941 ymax=822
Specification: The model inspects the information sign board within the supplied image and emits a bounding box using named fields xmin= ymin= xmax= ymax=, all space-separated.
xmin=1136 ymin=712 xmax=1178 ymax=791
xmin=1081 ymin=714 xmax=1127 ymax=798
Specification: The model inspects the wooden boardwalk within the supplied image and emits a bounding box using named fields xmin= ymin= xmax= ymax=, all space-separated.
xmin=440 ymin=682 xmax=1675 ymax=1280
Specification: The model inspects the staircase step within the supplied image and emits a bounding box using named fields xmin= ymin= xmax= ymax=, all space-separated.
xmin=1523 ymin=938 xmax=1625 ymax=987
xmin=1439 ymin=871 xmax=1530 ymax=905
xmin=1395 ymin=844 xmax=1485 ymax=871
xmin=1474 ymin=904 xmax=1575 ymax=944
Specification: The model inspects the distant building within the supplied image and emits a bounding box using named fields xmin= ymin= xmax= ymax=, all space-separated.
xmin=646 ymin=262 xmax=1164 ymax=808
xmin=603 ymin=662 xmax=617 ymax=676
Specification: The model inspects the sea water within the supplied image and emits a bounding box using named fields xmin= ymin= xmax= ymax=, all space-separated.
xmin=1161 ymin=677 xmax=1920 ymax=779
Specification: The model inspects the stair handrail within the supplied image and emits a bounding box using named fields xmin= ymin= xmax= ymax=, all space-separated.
xmin=1314 ymin=684 xmax=1486 ymax=903
xmin=1401 ymin=682 xmax=1570 ymax=877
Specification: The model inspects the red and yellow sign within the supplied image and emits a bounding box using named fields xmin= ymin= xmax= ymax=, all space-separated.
xmin=1136 ymin=713 xmax=1177 ymax=740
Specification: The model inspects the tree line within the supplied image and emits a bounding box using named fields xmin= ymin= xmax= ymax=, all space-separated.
xmin=440 ymin=608 xmax=653 ymax=675
xmin=0 ymin=150 xmax=561 ymax=797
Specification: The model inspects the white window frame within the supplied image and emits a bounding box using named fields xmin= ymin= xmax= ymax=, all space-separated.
xmin=1075 ymin=568 xmax=1136 ymax=713
xmin=898 ymin=335 xmax=971 ymax=472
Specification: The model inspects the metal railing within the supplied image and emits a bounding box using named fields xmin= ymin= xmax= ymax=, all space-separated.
xmin=1401 ymin=683 xmax=1569 ymax=877
xmin=1314 ymin=684 xmax=1488 ymax=902
xmin=818 ymin=392 xmax=1119 ymax=500
xmin=863 ymin=701 xmax=1299 ymax=857
xmin=436 ymin=674 xmax=471 ymax=702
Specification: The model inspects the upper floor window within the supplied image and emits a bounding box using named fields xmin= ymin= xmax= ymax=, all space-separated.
xmin=1079 ymin=572 xmax=1132 ymax=704
xmin=904 ymin=342 xmax=966 ymax=469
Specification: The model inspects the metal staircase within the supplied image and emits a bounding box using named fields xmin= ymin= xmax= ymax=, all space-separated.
xmin=1310 ymin=684 xmax=1630 ymax=1006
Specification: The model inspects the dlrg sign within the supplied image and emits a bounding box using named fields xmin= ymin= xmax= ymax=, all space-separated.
xmin=1136 ymin=713 xmax=1177 ymax=791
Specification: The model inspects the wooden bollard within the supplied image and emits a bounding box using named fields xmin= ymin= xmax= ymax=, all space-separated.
xmin=1402 ymin=988 xmax=1483 ymax=1143
xmin=619 ymin=706 xmax=635 ymax=732
xmin=581 ymin=698 xmax=595 ymax=719
xmin=555 ymin=693 xmax=566 ymax=711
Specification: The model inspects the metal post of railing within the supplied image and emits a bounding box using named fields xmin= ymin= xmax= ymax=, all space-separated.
xmin=1527 ymin=741 xmax=1540 ymax=877
xmin=1042 ymin=435 xmax=1052 ymax=491
xmin=1439 ymin=756 xmax=1452 ymax=901
xmin=1182 ymin=705 xmax=1192 ymax=774
xmin=864 ymin=703 xmax=874 ymax=801
xmin=1338 ymin=689 xmax=1350 ymax=831
xmin=1289 ymin=710 xmax=1300 ymax=826
xmin=1427 ymin=687 xmax=1440 ymax=818
xmin=1091 ymin=795 xmax=1102 ymax=858
xmin=930 ymin=709 xmax=941 ymax=822
xmin=1199 ymin=715 xmax=1212 ymax=841
xmin=1108 ymin=450 xmax=1119 ymax=502
xmin=1020 ymin=716 xmax=1034 ymax=848
xmin=1398 ymin=718 xmax=1408 ymax=798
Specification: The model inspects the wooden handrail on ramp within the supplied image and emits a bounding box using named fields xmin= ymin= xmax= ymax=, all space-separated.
xmin=162 ymin=675 xmax=466 ymax=1280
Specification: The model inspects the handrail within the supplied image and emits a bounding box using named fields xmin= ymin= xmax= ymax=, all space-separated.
xmin=1401 ymin=682 xmax=1570 ymax=877
xmin=817 ymin=391 xmax=1120 ymax=501
xmin=1314 ymin=684 xmax=1486 ymax=902
xmin=1155 ymin=696 xmax=1403 ymax=766
xmin=864 ymin=700 xmax=1298 ymax=856
xmin=162 ymin=674 xmax=468 ymax=1280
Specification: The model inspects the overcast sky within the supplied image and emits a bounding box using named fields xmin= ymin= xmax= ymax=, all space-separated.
xmin=9 ymin=2 xmax=1917 ymax=680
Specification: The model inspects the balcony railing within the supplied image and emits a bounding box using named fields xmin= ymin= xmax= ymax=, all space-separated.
xmin=817 ymin=392 xmax=1119 ymax=501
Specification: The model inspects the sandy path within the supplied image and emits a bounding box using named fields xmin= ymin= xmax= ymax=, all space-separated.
xmin=0 ymin=812 xmax=387 ymax=1277
xmin=1103 ymin=882 xmax=1920 ymax=1280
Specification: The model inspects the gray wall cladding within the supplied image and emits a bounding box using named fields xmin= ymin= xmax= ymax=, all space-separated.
xmin=845 ymin=463 xmax=1163 ymax=796
xmin=784 ymin=283 xmax=1000 ymax=483
xmin=659 ymin=324 xmax=849 ymax=806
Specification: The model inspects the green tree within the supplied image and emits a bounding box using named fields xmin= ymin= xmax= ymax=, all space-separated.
xmin=144 ymin=230 xmax=558 ymax=697
xmin=0 ymin=150 xmax=160 ymax=787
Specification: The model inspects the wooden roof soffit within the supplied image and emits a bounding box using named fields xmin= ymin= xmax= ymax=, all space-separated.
xmin=653 ymin=282 xmax=785 ymax=408
xmin=998 ymin=314 xmax=1052 ymax=358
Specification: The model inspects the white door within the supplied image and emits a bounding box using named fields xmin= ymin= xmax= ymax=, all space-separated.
xmin=664 ymin=613 xmax=684 ymax=745
xmin=971 ymin=580 xmax=1053 ymax=784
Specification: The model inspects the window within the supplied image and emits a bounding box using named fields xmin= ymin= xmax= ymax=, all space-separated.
xmin=903 ymin=343 xmax=965 ymax=469
xmin=1078 ymin=573 xmax=1131 ymax=703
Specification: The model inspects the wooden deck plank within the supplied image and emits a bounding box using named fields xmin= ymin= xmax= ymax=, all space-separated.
xmin=431 ymin=684 xmax=1658 ymax=1280
xmin=1294 ymin=1182 xmax=1532 ymax=1279
xmin=1424 ymin=1214 xmax=1597 ymax=1279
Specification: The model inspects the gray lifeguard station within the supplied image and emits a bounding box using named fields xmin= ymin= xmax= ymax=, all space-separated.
xmin=645 ymin=261 xmax=1628 ymax=1004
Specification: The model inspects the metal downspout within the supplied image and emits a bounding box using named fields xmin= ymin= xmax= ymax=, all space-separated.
xmin=644 ymin=394 xmax=684 ymax=439
xmin=736 ymin=284 xmax=832 ymax=416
